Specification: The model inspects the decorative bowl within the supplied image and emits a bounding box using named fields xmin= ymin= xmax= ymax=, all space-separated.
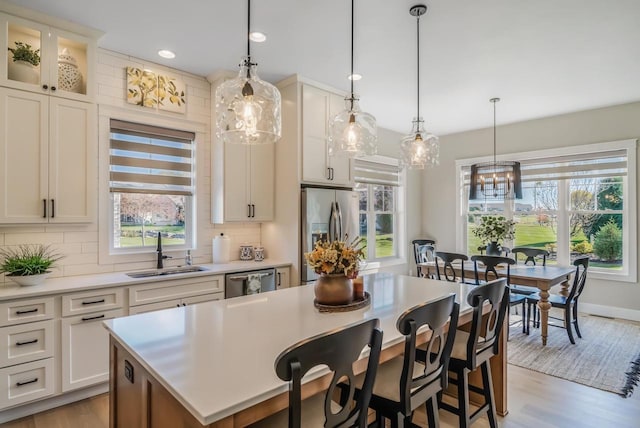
xmin=8 ymin=271 xmax=51 ymax=286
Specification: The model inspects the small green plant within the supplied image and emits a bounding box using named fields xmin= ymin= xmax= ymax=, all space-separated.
xmin=472 ymin=215 xmax=516 ymax=245
xmin=593 ymin=219 xmax=622 ymax=261
xmin=571 ymin=241 xmax=593 ymax=254
xmin=0 ymin=245 xmax=62 ymax=276
xmin=7 ymin=42 xmax=40 ymax=66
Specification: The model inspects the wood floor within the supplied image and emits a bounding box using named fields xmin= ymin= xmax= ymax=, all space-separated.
xmin=1 ymin=365 xmax=639 ymax=427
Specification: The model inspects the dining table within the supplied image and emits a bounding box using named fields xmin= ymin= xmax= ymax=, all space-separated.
xmin=419 ymin=260 xmax=575 ymax=346
xmin=104 ymin=272 xmax=508 ymax=427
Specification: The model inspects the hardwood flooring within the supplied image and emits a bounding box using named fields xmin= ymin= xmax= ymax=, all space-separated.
xmin=1 ymin=365 xmax=639 ymax=427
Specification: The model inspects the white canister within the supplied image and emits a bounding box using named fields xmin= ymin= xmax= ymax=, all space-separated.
xmin=240 ymin=244 xmax=253 ymax=260
xmin=254 ymin=246 xmax=265 ymax=262
xmin=212 ymin=233 xmax=231 ymax=263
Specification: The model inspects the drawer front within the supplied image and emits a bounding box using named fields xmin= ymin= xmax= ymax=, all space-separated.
xmin=128 ymin=299 xmax=181 ymax=315
xmin=182 ymin=292 xmax=224 ymax=306
xmin=129 ymin=275 xmax=224 ymax=306
xmin=0 ymin=297 xmax=55 ymax=327
xmin=0 ymin=320 xmax=54 ymax=368
xmin=0 ymin=358 xmax=54 ymax=409
xmin=62 ymin=287 xmax=124 ymax=317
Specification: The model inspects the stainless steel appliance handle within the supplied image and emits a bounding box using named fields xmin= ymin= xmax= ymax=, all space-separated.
xmin=336 ymin=201 xmax=343 ymax=240
xmin=227 ymin=272 xmax=274 ymax=281
xmin=328 ymin=202 xmax=336 ymax=242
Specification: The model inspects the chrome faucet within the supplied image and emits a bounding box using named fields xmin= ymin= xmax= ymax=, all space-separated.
xmin=156 ymin=232 xmax=171 ymax=269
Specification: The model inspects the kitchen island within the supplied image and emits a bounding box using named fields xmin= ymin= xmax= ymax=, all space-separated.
xmin=105 ymin=272 xmax=507 ymax=427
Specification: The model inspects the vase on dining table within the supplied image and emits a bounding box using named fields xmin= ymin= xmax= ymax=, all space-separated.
xmin=314 ymin=273 xmax=353 ymax=305
xmin=486 ymin=241 xmax=502 ymax=256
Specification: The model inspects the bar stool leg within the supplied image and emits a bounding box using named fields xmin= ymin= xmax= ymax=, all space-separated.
xmin=481 ymin=361 xmax=498 ymax=428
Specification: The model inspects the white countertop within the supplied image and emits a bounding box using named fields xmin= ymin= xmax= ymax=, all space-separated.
xmin=0 ymin=259 xmax=291 ymax=301
xmin=103 ymin=272 xmax=476 ymax=425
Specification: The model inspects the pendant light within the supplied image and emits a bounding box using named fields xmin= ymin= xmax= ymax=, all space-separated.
xmin=469 ymin=98 xmax=522 ymax=200
xmin=215 ymin=0 xmax=281 ymax=145
xmin=328 ymin=0 xmax=377 ymax=158
xmin=400 ymin=4 xmax=439 ymax=170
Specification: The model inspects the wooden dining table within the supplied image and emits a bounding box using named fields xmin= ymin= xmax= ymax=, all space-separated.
xmin=419 ymin=261 xmax=575 ymax=346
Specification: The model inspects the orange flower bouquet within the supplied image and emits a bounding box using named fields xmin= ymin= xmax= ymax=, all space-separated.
xmin=304 ymin=236 xmax=365 ymax=279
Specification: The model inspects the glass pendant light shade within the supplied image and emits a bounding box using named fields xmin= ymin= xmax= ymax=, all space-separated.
xmin=328 ymin=96 xmax=377 ymax=157
xmin=215 ymin=59 xmax=281 ymax=145
xmin=400 ymin=117 xmax=439 ymax=169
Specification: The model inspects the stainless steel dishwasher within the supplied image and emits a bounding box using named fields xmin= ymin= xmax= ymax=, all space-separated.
xmin=225 ymin=268 xmax=276 ymax=298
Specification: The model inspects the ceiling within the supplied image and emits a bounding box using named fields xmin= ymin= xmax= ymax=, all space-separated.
xmin=9 ymin=0 xmax=640 ymax=136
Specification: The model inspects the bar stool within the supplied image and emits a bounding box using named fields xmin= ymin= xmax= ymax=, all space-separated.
xmin=439 ymin=278 xmax=509 ymax=428
xmin=250 ymin=318 xmax=382 ymax=428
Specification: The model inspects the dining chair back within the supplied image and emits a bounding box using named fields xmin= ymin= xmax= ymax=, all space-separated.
xmin=412 ymin=239 xmax=436 ymax=276
xmin=273 ymin=318 xmax=383 ymax=428
xmin=470 ymin=255 xmax=515 ymax=285
xmin=435 ymin=251 xmax=469 ymax=283
xmin=364 ymin=294 xmax=459 ymax=427
xmin=511 ymin=247 xmax=549 ymax=266
xmin=439 ymin=278 xmax=509 ymax=428
xmin=477 ymin=246 xmax=510 ymax=256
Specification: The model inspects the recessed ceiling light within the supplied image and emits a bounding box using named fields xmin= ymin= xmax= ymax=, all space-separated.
xmin=348 ymin=73 xmax=362 ymax=81
xmin=158 ymin=50 xmax=176 ymax=59
xmin=249 ymin=31 xmax=267 ymax=42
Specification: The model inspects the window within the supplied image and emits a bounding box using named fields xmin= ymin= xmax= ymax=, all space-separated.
xmin=109 ymin=119 xmax=195 ymax=253
xmin=355 ymin=157 xmax=404 ymax=262
xmin=458 ymin=140 xmax=636 ymax=281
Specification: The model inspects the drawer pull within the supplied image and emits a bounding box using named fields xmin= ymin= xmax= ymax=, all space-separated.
xmin=82 ymin=299 xmax=106 ymax=306
xmin=16 ymin=339 xmax=38 ymax=346
xmin=81 ymin=314 xmax=105 ymax=322
xmin=16 ymin=378 xmax=38 ymax=387
xmin=16 ymin=308 xmax=39 ymax=315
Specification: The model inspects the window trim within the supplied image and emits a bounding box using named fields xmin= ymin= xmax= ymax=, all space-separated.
xmin=98 ymin=107 xmax=205 ymax=266
xmin=355 ymin=155 xmax=407 ymax=267
xmin=455 ymin=139 xmax=637 ymax=283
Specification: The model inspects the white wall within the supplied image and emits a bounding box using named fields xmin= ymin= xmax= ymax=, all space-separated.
xmin=0 ymin=48 xmax=261 ymax=282
xmin=423 ymin=101 xmax=640 ymax=318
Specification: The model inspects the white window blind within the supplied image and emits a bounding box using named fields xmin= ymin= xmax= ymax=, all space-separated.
xmin=354 ymin=159 xmax=401 ymax=186
xmin=109 ymin=119 xmax=195 ymax=196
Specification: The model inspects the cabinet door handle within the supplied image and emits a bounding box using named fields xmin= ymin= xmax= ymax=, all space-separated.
xmin=51 ymin=86 xmax=56 ymax=91
xmin=16 ymin=308 xmax=38 ymax=315
xmin=16 ymin=378 xmax=38 ymax=387
xmin=81 ymin=314 xmax=105 ymax=322
xmin=327 ymin=167 xmax=331 ymax=180
xmin=247 ymin=204 xmax=251 ymax=218
xmin=82 ymin=299 xmax=105 ymax=306
xmin=43 ymin=199 xmax=47 ymax=218
xmin=42 ymin=84 xmax=48 ymax=90
xmin=16 ymin=339 xmax=38 ymax=346
xmin=251 ymin=204 xmax=255 ymax=218
xmin=50 ymin=199 xmax=55 ymax=218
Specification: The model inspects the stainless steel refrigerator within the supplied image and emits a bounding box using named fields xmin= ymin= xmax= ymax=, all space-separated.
xmin=301 ymin=187 xmax=359 ymax=284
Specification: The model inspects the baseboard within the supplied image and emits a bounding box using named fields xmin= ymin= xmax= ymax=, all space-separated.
xmin=0 ymin=383 xmax=108 ymax=424
xmin=580 ymin=303 xmax=640 ymax=322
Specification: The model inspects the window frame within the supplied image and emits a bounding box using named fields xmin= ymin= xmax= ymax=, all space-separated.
xmin=456 ymin=139 xmax=637 ymax=283
xmin=355 ymin=155 xmax=407 ymax=267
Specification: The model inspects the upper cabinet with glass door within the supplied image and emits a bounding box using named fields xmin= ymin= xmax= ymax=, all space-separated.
xmin=0 ymin=13 xmax=95 ymax=102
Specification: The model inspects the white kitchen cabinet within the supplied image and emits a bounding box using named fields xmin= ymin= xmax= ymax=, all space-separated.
xmin=0 ymin=358 xmax=54 ymax=409
xmin=222 ymin=143 xmax=274 ymax=222
xmin=61 ymin=307 xmax=125 ymax=392
xmin=276 ymin=267 xmax=290 ymax=289
xmin=128 ymin=292 xmax=224 ymax=315
xmin=0 ymin=12 xmax=96 ymax=101
xmin=0 ymin=87 xmax=96 ymax=223
xmin=129 ymin=275 xmax=224 ymax=307
xmin=301 ymin=84 xmax=352 ymax=187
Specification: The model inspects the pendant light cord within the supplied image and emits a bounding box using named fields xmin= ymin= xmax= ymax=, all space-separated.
xmin=247 ymin=0 xmax=251 ymax=60
xmin=349 ymin=0 xmax=355 ymax=111
xmin=416 ymin=12 xmax=420 ymax=120
xmin=493 ymin=100 xmax=497 ymax=164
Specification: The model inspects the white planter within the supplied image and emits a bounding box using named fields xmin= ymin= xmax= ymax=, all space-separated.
xmin=8 ymin=271 xmax=51 ymax=286
xmin=8 ymin=60 xmax=39 ymax=85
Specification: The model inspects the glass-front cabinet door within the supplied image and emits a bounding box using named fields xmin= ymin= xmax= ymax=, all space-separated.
xmin=0 ymin=13 xmax=94 ymax=101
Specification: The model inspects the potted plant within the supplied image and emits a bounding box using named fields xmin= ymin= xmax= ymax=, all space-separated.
xmin=304 ymin=236 xmax=365 ymax=305
xmin=0 ymin=244 xmax=62 ymax=286
xmin=7 ymin=41 xmax=40 ymax=84
xmin=473 ymin=215 xmax=515 ymax=256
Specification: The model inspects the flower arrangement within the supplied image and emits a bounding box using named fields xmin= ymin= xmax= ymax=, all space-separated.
xmin=304 ymin=236 xmax=365 ymax=279
xmin=0 ymin=244 xmax=62 ymax=276
xmin=472 ymin=215 xmax=515 ymax=244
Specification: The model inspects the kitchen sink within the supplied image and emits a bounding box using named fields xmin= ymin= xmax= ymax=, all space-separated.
xmin=126 ymin=266 xmax=208 ymax=278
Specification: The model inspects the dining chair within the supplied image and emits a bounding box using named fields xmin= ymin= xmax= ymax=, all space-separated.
xmin=476 ymin=246 xmax=510 ymax=256
xmin=360 ymin=294 xmax=459 ymax=427
xmin=435 ymin=251 xmax=469 ymax=283
xmin=250 ymin=318 xmax=383 ymax=428
xmin=510 ymin=247 xmax=550 ymax=296
xmin=412 ymin=239 xmax=436 ymax=277
xmin=526 ymin=257 xmax=589 ymax=344
xmin=439 ymin=278 xmax=510 ymax=428
xmin=471 ymin=255 xmax=526 ymax=336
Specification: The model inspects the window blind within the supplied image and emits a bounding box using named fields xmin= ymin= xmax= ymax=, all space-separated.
xmin=354 ymin=159 xmax=401 ymax=187
xmin=109 ymin=119 xmax=195 ymax=196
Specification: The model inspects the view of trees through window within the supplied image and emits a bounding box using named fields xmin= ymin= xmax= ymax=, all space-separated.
xmin=467 ymin=176 xmax=623 ymax=270
xmin=356 ymin=183 xmax=396 ymax=259
xmin=113 ymin=193 xmax=186 ymax=248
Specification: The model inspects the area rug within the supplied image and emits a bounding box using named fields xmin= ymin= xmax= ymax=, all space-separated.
xmin=507 ymin=312 xmax=640 ymax=397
